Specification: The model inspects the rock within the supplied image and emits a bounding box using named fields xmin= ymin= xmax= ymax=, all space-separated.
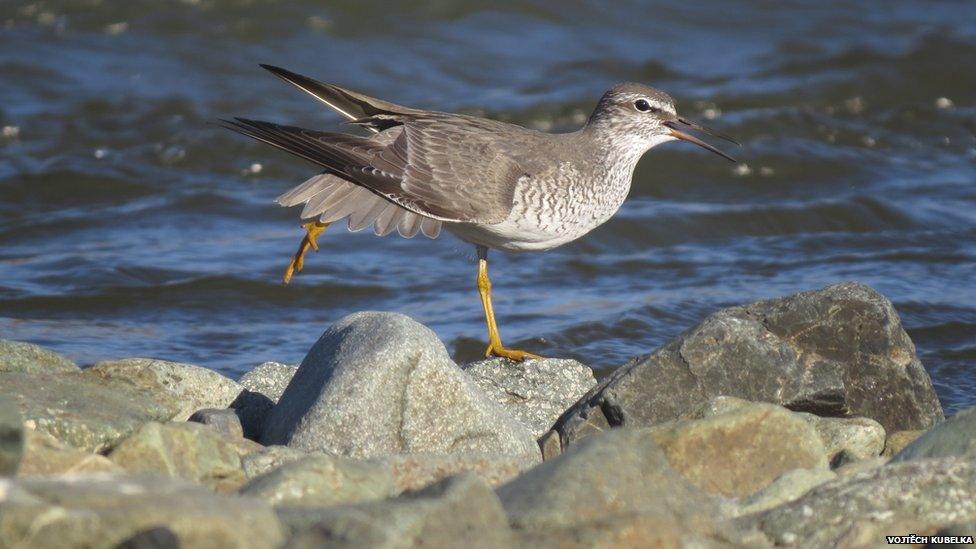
xmin=890 ymin=405 xmax=976 ymax=463
xmin=648 ymin=400 xmax=829 ymax=497
xmin=108 ymin=422 xmax=247 ymax=492
xmin=0 ymin=475 xmax=284 ymax=548
xmin=230 ymin=390 xmax=275 ymax=442
xmin=462 ymin=358 xmax=596 ymax=437
xmin=242 ymin=445 xmax=312 ymax=479
xmin=883 ymin=429 xmax=925 ymax=457
xmin=279 ymin=474 xmax=513 ymax=549
xmin=241 ymin=454 xmax=395 ymax=507
xmin=834 ymin=456 xmax=888 ymax=477
xmin=548 ymin=283 xmax=943 ymax=450
xmin=240 ymin=361 xmax=297 ymax=403
xmin=84 ymin=358 xmax=242 ymax=421
xmin=261 ymin=312 xmax=539 ymax=464
xmin=371 ymin=452 xmax=533 ymax=492
xmin=733 ymin=468 xmax=837 ymax=516
xmin=0 ymin=372 xmax=175 ymax=452
xmin=114 ymin=527 xmax=180 ymax=549
xmin=188 ymin=408 xmax=245 ymax=439
xmin=743 ymin=457 xmax=976 ymax=546
xmin=17 ymin=430 xmax=120 ymax=476
xmin=0 ymin=395 xmax=23 ymax=475
xmin=794 ymin=413 xmax=886 ymax=464
xmin=0 ymin=340 xmax=79 ymax=374
xmin=496 ymin=429 xmax=720 ymax=534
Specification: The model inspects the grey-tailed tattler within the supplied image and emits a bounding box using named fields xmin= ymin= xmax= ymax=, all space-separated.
xmin=224 ymin=65 xmax=737 ymax=361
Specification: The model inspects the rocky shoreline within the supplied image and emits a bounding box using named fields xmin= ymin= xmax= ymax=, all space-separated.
xmin=1 ymin=282 xmax=974 ymax=548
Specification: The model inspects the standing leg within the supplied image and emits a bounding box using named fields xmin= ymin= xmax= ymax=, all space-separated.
xmin=476 ymin=245 xmax=540 ymax=361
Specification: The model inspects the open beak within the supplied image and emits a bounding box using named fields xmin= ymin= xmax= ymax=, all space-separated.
xmin=663 ymin=117 xmax=739 ymax=162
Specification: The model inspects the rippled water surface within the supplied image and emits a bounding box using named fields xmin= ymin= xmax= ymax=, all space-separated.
xmin=1 ymin=1 xmax=974 ymax=413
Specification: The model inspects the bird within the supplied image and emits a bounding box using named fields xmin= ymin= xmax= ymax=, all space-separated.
xmin=223 ymin=65 xmax=738 ymax=362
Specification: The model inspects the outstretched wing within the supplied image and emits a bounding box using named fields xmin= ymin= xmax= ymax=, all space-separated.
xmin=223 ymin=114 xmax=525 ymax=224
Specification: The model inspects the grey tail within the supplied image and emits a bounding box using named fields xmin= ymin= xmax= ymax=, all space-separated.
xmin=259 ymin=64 xmax=415 ymax=133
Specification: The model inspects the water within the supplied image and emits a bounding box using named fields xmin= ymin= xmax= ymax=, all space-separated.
xmin=1 ymin=1 xmax=974 ymax=414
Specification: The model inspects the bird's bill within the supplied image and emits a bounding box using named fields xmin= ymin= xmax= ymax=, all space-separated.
xmin=663 ymin=119 xmax=738 ymax=162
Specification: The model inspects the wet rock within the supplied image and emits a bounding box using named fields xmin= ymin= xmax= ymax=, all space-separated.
xmin=230 ymin=390 xmax=275 ymax=442
xmin=733 ymin=468 xmax=837 ymax=516
xmin=0 ymin=475 xmax=284 ymax=548
xmin=883 ymin=429 xmax=925 ymax=457
xmin=240 ymin=361 xmax=297 ymax=404
xmin=0 ymin=340 xmax=79 ymax=374
xmin=188 ymin=408 xmax=245 ymax=439
xmin=241 ymin=454 xmax=394 ymax=507
xmin=108 ymin=422 xmax=248 ymax=492
xmin=648 ymin=400 xmax=829 ymax=497
xmin=496 ymin=429 xmax=720 ymax=534
xmin=261 ymin=312 xmax=539 ymax=464
xmin=279 ymin=474 xmax=513 ymax=549
xmin=890 ymin=405 xmax=976 ymax=463
xmin=371 ymin=452 xmax=533 ymax=492
xmin=0 ymin=395 xmax=23 ymax=475
xmin=742 ymin=457 xmax=976 ymax=546
xmin=242 ymin=445 xmax=312 ymax=480
xmin=84 ymin=358 xmax=242 ymax=421
xmin=549 ymin=283 xmax=943 ymax=450
xmin=0 ymin=372 xmax=175 ymax=452
xmin=17 ymin=430 xmax=119 ymax=476
xmin=462 ymin=358 xmax=596 ymax=437
xmin=795 ymin=413 xmax=886 ymax=464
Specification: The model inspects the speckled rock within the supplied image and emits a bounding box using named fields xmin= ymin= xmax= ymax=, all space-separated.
xmin=17 ymin=430 xmax=120 ymax=476
xmin=733 ymin=468 xmax=838 ymax=517
xmin=883 ymin=429 xmax=925 ymax=457
xmin=648 ymin=401 xmax=829 ymax=497
xmin=497 ymin=429 xmax=720 ymax=535
xmin=0 ymin=395 xmax=22 ymax=475
xmin=371 ymin=452 xmax=533 ymax=491
xmin=890 ymin=405 xmax=976 ymax=463
xmin=108 ymin=422 xmax=248 ymax=492
xmin=0 ymin=340 xmax=79 ymax=374
xmin=463 ymin=358 xmax=596 ymax=437
xmin=241 ymin=445 xmax=312 ymax=480
xmin=84 ymin=358 xmax=242 ymax=421
xmin=279 ymin=474 xmax=513 ymax=549
xmin=548 ymin=283 xmax=943 ymax=451
xmin=240 ymin=361 xmax=297 ymax=404
xmin=261 ymin=312 xmax=539 ymax=464
xmin=0 ymin=372 xmax=176 ymax=452
xmin=795 ymin=413 xmax=886 ymax=463
xmin=742 ymin=457 xmax=976 ymax=546
xmin=0 ymin=475 xmax=284 ymax=548
xmin=241 ymin=454 xmax=395 ymax=507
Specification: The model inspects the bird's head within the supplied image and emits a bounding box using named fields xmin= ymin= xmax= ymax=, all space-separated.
xmin=588 ymin=83 xmax=738 ymax=162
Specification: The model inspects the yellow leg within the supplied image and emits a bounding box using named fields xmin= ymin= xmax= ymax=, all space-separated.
xmin=283 ymin=221 xmax=329 ymax=284
xmin=476 ymin=248 xmax=541 ymax=362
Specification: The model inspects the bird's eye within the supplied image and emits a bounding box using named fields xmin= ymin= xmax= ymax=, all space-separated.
xmin=634 ymin=99 xmax=659 ymax=113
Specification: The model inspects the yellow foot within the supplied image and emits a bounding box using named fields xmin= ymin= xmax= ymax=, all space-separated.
xmin=283 ymin=221 xmax=329 ymax=284
xmin=485 ymin=343 xmax=542 ymax=362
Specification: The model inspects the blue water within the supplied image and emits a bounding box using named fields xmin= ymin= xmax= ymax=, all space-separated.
xmin=1 ymin=1 xmax=974 ymax=413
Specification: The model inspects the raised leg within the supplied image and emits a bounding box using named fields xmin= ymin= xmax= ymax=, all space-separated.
xmin=476 ymin=246 xmax=541 ymax=362
xmin=283 ymin=220 xmax=330 ymax=284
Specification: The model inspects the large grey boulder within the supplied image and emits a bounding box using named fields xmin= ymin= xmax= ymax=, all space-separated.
xmin=0 ymin=372 xmax=176 ymax=452
xmin=496 ymin=429 xmax=720 ymax=535
xmin=890 ymin=405 xmax=976 ymax=462
xmin=0 ymin=340 xmax=79 ymax=374
xmin=463 ymin=358 xmax=596 ymax=437
xmin=261 ymin=312 xmax=539 ymax=464
xmin=742 ymin=457 xmax=976 ymax=546
xmin=279 ymin=474 xmax=513 ymax=549
xmin=241 ymin=454 xmax=395 ymax=507
xmin=648 ymin=400 xmax=829 ymax=497
xmin=0 ymin=475 xmax=284 ymax=548
xmin=548 ymin=283 xmax=943 ymax=451
xmin=84 ymin=358 xmax=242 ymax=421
xmin=0 ymin=395 xmax=23 ymax=475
